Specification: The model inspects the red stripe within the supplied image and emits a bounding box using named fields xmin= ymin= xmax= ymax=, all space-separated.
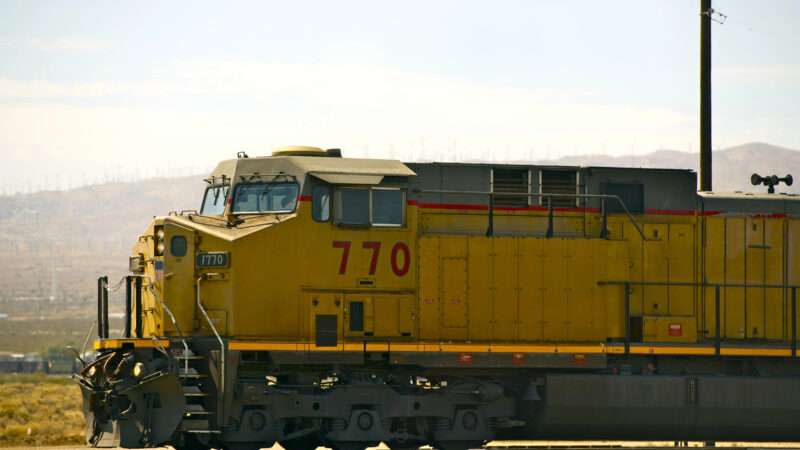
xmin=407 ymin=202 xmax=780 ymax=217
xmin=752 ymin=213 xmax=786 ymax=219
xmin=298 ymin=195 xmax=312 ymax=202
xmin=407 ymin=200 xmax=600 ymax=214
xmin=644 ymin=208 xmax=697 ymax=216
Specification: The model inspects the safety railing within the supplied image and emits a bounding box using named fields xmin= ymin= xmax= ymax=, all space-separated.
xmin=411 ymin=189 xmax=647 ymax=240
xmin=142 ymin=278 xmax=191 ymax=374
xmin=598 ymin=280 xmax=800 ymax=357
xmin=97 ymin=276 xmax=109 ymax=339
xmin=97 ymin=275 xmax=192 ymax=373
xmin=196 ymin=276 xmax=225 ymax=417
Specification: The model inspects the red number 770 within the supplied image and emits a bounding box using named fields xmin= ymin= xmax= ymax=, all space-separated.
xmin=332 ymin=240 xmax=409 ymax=277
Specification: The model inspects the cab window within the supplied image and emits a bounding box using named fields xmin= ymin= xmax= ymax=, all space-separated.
xmin=372 ymin=189 xmax=404 ymax=225
xmin=334 ymin=188 xmax=370 ymax=225
xmin=333 ymin=187 xmax=404 ymax=227
xmin=232 ymin=182 xmax=299 ymax=214
xmin=312 ymin=185 xmax=331 ymax=222
xmin=200 ymin=184 xmax=229 ymax=215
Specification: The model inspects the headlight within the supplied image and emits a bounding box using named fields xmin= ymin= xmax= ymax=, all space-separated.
xmin=87 ymin=365 xmax=96 ymax=377
xmin=154 ymin=226 xmax=165 ymax=256
xmin=132 ymin=362 xmax=146 ymax=378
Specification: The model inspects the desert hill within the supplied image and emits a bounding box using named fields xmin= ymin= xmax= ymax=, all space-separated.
xmin=535 ymin=142 xmax=799 ymax=194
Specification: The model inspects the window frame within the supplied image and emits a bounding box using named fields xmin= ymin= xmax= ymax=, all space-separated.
xmin=332 ymin=186 xmax=406 ymax=228
xmin=230 ymin=181 xmax=300 ymax=215
xmin=370 ymin=187 xmax=406 ymax=227
xmin=312 ymin=184 xmax=332 ymax=222
xmin=200 ymin=183 xmax=230 ymax=216
xmin=170 ymin=236 xmax=188 ymax=257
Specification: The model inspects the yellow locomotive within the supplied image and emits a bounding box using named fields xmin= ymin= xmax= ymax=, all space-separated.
xmin=77 ymin=147 xmax=800 ymax=450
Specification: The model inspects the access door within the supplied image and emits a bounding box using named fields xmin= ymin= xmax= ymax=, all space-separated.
xmin=307 ymin=292 xmax=342 ymax=347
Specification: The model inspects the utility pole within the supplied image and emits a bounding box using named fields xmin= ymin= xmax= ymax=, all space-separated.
xmin=700 ymin=0 xmax=712 ymax=191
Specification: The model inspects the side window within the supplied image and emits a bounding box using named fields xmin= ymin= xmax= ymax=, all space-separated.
xmin=371 ymin=189 xmax=404 ymax=226
xmin=312 ymin=185 xmax=331 ymax=222
xmin=200 ymin=185 xmax=229 ymax=215
xmin=334 ymin=188 xmax=370 ymax=225
xmin=333 ymin=187 xmax=405 ymax=227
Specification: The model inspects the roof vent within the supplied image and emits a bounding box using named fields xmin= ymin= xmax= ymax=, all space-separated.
xmin=272 ymin=146 xmax=327 ymax=157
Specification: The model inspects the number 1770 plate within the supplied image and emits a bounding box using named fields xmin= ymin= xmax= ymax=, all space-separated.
xmin=196 ymin=252 xmax=229 ymax=268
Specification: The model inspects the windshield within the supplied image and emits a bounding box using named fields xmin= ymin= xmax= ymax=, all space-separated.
xmin=200 ymin=184 xmax=230 ymax=215
xmin=232 ymin=182 xmax=299 ymax=214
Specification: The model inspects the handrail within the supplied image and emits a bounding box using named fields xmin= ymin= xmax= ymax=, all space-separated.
xmin=412 ymin=188 xmax=647 ymax=240
xmin=145 ymin=280 xmax=191 ymax=375
xmin=196 ymin=277 xmax=225 ymax=412
xmin=97 ymin=276 xmax=109 ymax=339
xmin=598 ymin=279 xmax=800 ymax=357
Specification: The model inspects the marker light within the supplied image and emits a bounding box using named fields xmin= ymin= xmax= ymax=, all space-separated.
xmin=132 ymin=362 xmax=146 ymax=378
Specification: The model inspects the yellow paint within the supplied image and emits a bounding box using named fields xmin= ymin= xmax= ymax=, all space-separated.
xmin=226 ymin=340 xmax=793 ymax=358
xmin=94 ymin=339 xmax=170 ymax=350
xmin=719 ymin=347 xmax=791 ymax=357
xmin=643 ymin=316 xmax=697 ymax=343
xmin=725 ymin=218 xmax=747 ymax=339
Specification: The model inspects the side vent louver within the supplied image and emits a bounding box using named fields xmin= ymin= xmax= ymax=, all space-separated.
xmin=540 ymin=170 xmax=578 ymax=208
xmin=492 ymin=168 xmax=530 ymax=208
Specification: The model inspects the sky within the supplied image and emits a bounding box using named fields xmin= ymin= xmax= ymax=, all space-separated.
xmin=0 ymin=0 xmax=798 ymax=194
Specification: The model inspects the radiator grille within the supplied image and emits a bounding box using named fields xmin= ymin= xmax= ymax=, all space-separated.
xmin=540 ymin=170 xmax=578 ymax=208
xmin=492 ymin=168 xmax=529 ymax=207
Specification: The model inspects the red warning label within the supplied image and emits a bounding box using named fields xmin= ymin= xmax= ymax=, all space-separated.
xmin=668 ymin=323 xmax=683 ymax=336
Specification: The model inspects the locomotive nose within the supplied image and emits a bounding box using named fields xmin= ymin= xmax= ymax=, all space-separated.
xmin=75 ymin=350 xmax=186 ymax=448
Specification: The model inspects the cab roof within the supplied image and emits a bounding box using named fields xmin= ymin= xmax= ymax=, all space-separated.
xmin=208 ymin=155 xmax=416 ymax=185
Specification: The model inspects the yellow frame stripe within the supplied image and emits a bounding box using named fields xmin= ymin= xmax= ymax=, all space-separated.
xmin=96 ymin=339 xmax=795 ymax=358
xmin=228 ymin=340 xmax=794 ymax=357
xmin=93 ymin=339 xmax=170 ymax=350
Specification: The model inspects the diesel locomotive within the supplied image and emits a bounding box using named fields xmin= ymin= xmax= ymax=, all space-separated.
xmin=76 ymin=146 xmax=800 ymax=450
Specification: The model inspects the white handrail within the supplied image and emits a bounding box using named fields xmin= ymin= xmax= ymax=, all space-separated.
xmin=196 ymin=277 xmax=225 ymax=405
xmin=146 ymin=281 xmax=190 ymax=374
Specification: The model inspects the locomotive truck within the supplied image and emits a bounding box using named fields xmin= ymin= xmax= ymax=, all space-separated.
xmin=76 ymin=146 xmax=800 ymax=450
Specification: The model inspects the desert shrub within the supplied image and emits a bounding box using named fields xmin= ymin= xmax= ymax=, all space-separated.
xmin=0 ymin=373 xmax=84 ymax=447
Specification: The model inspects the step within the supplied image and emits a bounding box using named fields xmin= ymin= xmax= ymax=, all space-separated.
xmin=178 ymin=367 xmax=207 ymax=379
xmin=184 ymin=404 xmax=211 ymax=418
xmin=175 ymin=354 xmax=206 ymax=360
xmin=182 ymin=385 xmax=209 ymax=397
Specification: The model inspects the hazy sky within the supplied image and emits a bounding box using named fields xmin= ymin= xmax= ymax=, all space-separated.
xmin=0 ymin=1 xmax=798 ymax=193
